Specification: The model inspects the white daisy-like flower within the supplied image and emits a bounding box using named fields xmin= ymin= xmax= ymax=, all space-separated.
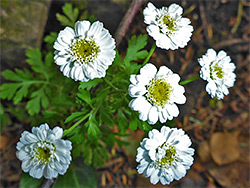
xmin=16 ymin=123 xmax=72 ymax=179
xmin=54 ymin=20 xmax=116 ymax=82
xmin=136 ymin=126 xmax=194 ymax=185
xmin=143 ymin=2 xmax=193 ymax=50
xmin=198 ymin=48 xmax=236 ymax=100
xmin=129 ymin=63 xmax=186 ymax=125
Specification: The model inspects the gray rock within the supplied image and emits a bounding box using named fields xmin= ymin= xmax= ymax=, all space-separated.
xmin=0 ymin=0 xmax=51 ymax=71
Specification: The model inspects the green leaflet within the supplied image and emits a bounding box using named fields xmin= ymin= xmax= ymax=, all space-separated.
xmin=20 ymin=173 xmax=43 ymax=188
xmin=56 ymin=3 xmax=79 ymax=27
xmin=124 ymin=34 xmax=149 ymax=62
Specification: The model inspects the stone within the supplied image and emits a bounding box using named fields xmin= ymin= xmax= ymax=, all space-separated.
xmin=0 ymin=0 xmax=51 ymax=71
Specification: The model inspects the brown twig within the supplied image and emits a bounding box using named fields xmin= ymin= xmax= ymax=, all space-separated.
xmin=39 ymin=178 xmax=57 ymax=188
xmin=199 ymin=1 xmax=210 ymax=44
xmin=213 ymin=38 xmax=250 ymax=49
xmin=115 ymin=0 xmax=147 ymax=48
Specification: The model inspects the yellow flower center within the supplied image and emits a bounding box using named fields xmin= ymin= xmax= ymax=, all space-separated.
xmin=163 ymin=15 xmax=176 ymax=30
xmin=146 ymin=78 xmax=172 ymax=107
xmin=35 ymin=147 xmax=51 ymax=163
xmin=156 ymin=145 xmax=177 ymax=168
xmin=70 ymin=38 xmax=99 ymax=64
xmin=210 ymin=63 xmax=224 ymax=80
xmin=33 ymin=142 xmax=56 ymax=164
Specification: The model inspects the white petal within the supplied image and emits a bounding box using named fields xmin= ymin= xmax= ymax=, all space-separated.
xmin=150 ymin=168 xmax=160 ymax=185
xmin=75 ymin=20 xmax=90 ymax=37
xmin=52 ymin=127 xmax=63 ymax=140
xmin=148 ymin=106 xmax=158 ymax=125
xmin=87 ymin=21 xmax=103 ymax=38
xmin=168 ymin=3 xmax=183 ymax=16
xmin=156 ymin=66 xmax=172 ymax=78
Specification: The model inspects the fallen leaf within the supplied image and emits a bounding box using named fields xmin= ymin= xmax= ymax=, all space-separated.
xmin=198 ymin=140 xmax=211 ymax=162
xmin=208 ymin=162 xmax=250 ymax=187
xmin=210 ymin=132 xmax=240 ymax=165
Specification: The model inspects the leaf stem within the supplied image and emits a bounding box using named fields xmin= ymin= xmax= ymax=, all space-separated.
xmin=103 ymin=77 xmax=120 ymax=91
xmin=142 ymin=42 xmax=156 ymax=66
xmin=63 ymin=113 xmax=90 ymax=137
xmin=179 ymin=75 xmax=200 ymax=85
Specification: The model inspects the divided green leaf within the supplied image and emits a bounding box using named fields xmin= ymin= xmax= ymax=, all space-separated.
xmin=124 ymin=34 xmax=148 ymax=62
xmin=56 ymin=3 xmax=79 ymax=27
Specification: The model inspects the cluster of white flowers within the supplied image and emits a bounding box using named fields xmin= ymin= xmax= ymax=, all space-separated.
xmin=16 ymin=124 xmax=72 ymax=179
xmin=16 ymin=1 xmax=236 ymax=186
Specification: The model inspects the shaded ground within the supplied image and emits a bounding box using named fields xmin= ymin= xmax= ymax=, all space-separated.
xmin=1 ymin=0 xmax=250 ymax=187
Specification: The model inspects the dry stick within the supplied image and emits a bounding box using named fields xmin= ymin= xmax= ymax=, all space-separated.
xmin=39 ymin=178 xmax=56 ymax=188
xmin=213 ymin=38 xmax=250 ymax=50
xmin=199 ymin=1 xmax=210 ymax=44
xmin=115 ymin=0 xmax=147 ymax=48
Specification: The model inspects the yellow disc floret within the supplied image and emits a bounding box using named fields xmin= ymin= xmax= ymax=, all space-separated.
xmin=209 ymin=63 xmax=224 ymax=80
xmin=156 ymin=144 xmax=177 ymax=168
xmin=162 ymin=15 xmax=176 ymax=34
xmin=33 ymin=142 xmax=56 ymax=164
xmin=70 ymin=38 xmax=99 ymax=64
xmin=146 ymin=78 xmax=172 ymax=107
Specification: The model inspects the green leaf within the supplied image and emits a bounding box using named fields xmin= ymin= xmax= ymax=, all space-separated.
xmin=79 ymin=78 xmax=102 ymax=90
xmin=20 ymin=173 xmax=43 ymax=188
xmin=54 ymin=158 xmax=97 ymax=188
xmin=0 ymin=83 xmax=21 ymax=100
xmin=56 ymin=3 xmax=79 ymax=27
xmin=65 ymin=112 xmax=86 ymax=123
xmin=44 ymin=32 xmax=58 ymax=44
xmin=44 ymin=52 xmax=53 ymax=68
xmin=62 ymin=3 xmax=78 ymax=22
xmin=77 ymin=90 xmax=91 ymax=106
xmin=87 ymin=118 xmax=101 ymax=139
xmin=129 ymin=118 xmax=140 ymax=131
xmin=26 ymin=88 xmax=49 ymax=115
xmin=82 ymin=144 xmax=93 ymax=165
xmin=56 ymin=14 xmax=72 ymax=27
xmin=124 ymin=34 xmax=148 ymax=62
xmin=117 ymin=109 xmax=129 ymax=134
xmin=97 ymin=147 xmax=109 ymax=159
xmin=26 ymin=48 xmax=50 ymax=79
xmin=13 ymin=84 xmax=30 ymax=104
xmin=1 ymin=69 xmax=31 ymax=81
xmin=93 ymin=149 xmax=105 ymax=167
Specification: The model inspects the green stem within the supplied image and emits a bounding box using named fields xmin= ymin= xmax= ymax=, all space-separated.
xmin=103 ymin=77 xmax=120 ymax=91
xmin=179 ymin=75 xmax=200 ymax=85
xmin=142 ymin=42 xmax=156 ymax=66
xmin=63 ymin=113 xmax=90 ymax=137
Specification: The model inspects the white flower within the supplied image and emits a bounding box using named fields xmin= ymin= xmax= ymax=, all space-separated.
xmin=143 ymin=2 xmax=193 ymax=50
xmin=16 ymin=123 xmax=72 ymax=179
xmin=54 ymin=20 xmax=116 ymax=82
xmin=129 ymin=63 xmax=186 ymax=125
xmin=136 ymin=126 xmax=194 ymax=185
xmin=198 ymin=48 xmax=236 ymax=100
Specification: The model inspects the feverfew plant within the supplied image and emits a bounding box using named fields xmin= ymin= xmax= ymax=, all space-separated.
xmin=0 ymin=2 xmax=236 ymax=187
